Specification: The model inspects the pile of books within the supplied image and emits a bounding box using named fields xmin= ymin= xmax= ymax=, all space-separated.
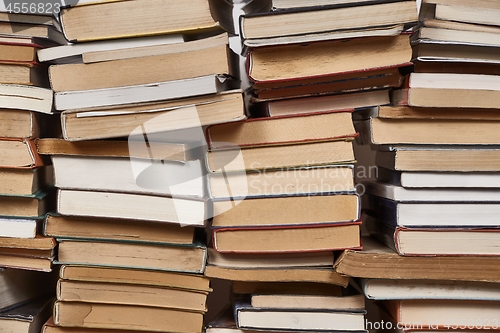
xmin=0 ymin=9 xmax=59 ymax=273
xmin=348 ymin=0 xmax=500 ymax=330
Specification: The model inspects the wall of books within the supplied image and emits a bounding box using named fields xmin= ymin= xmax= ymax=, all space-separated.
xmin=1 ymin=1 xmax=500 ymax=333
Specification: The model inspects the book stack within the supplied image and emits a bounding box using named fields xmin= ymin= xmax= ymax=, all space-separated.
xmin=30 ymin=0 xmax=258 ymax=332
xmin=347 ymin=1 xmax=500 ymax=331
xmin=0 ymin=11 xmax=60 ymax=272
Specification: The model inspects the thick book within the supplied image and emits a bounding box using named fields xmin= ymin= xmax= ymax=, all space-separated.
xmin=0 ymin=138 xmax=44 ymax=169
xmin=212 ymin=222 xmax=362 ymax=253
xmin=48 ymin=42 xmax=230 ymax=93
xmin=53 ymin=301 xmax=204 ymax=333
xmin=240 ymin=1 xmax=417 ymax=45
xmin=207 ymin=139 xmax=355 ymax=173
xmin=56 ymin=189 xmax=207 ymax=226
xmin=365 ymin=214 xmax=500 ymax=256
xmin=59 ymin=265 xmax=211 ymax=292
xmin=205 ymin=110 xmax=356 ymax=150
xmin=52 ymin=156 xmax=205 ymax=198
xmin=207 ymin=248 xmax=334 ymax=268
xmin=358 ymin=117 xmax=500 ymax=145
xmin=0 ymin=62 xmax=48 ymax=87
xmin=413 ymin=25 xmax=500 ymax=48
xmin=0 ymin=166 xmax=52 ymax=196
xmin=204 ymin=266 xmax=349 ymax=286
xmin=0 ymin=217 xmax=40 ymax=238
xmin=360 ymin=278 xmax=500 ymax=300
xmin=364 ymin=193 xmax=500 ymax=227
xmin=0 ymin=110 xmax=55 ymax=139
xmin=212 ymin=194 xmax=359 ymax=228
xmin=420 ymin=0 xmax=500 ymax=27
xmin=0 ymin=268 xmax=57 ymax=310
xmin=44 ymin=214 xmax=196 ymax=245
xmin=375 ymin=146 xmax=500 ymax=172
xmin=0 ymin=297 xmax=53 ymax=333
xmin=208 ymin=165 xmax=355 ymax=200
xmin=56 ymin=239 xmax=207 ymax=273
xmin=0 ymin=84 xmax=53 ymax=113
xmin=0 ymin=190 xmax=53 ymax=218
xmin=385 ymin=299 xmax=500 ymax=329
xmin=234 ymin=301 xmax=366 ymax=332
xmin=0 ymin=42 xmax=39 ymax=62
xmin=247 ymin=35 xmax=411 ymax=87
xmin=59 ymin=90 xmax=244 ymax=140
xmin=36 ymin=138 xmax=200 ymax=162
xmin=58 ymin=0 xmax=217 ymax=42
xmin=377 ymin=167 xmax=500 ymax=188
xmin=56 ymin=280 xmax=208 ymax=312
xmin=392 ymin=73 xmax=500 ymax=108
xmin=333 ymin=236 xmax=500 ymax=282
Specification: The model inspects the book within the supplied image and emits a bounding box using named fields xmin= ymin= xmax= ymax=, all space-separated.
xmin=413 ymin=41 xmax=500 ymax=64
xmin=207 ymin=248 xmax=334 ymax=268
xmin=37 ymin=33 xmax=184 ymax=63
xmin=56 ymin=239 xmax=207 ymax=273
xmin=413 ymin=26 xmax=500 ymax=47
xmin=44 ymin=214 xmax=196 ymax=245
xmin=365 ymin=214 xmax=500 ymax=256
xmin=0 ymin=84 xmax=53 ymax=113
xmin=373 ymin=105 xmax=500 ymax=120
xmin=392 ymin=73 xmax=500 ymax=108
xmin=250 ymin=294 xmax=365 ymax=310
xmin=364 ymin=193 xmax=500 ymax=227
xmin=0 ymin=138 xmax=45 ymax=169
xmin=54 ymin=74 xmax=237 ymax=110
xmin=364 ymin=181 xmax=500 ymax=202
xmin=270 ymin=0 xmax=390 ymax=9
xmin=0 ymin=190 xmax=53 ymax=218
xmin=212 ymin=194 xmax=360 ymax=228
xmin=53 ymin=301 xmax=204 ymax=332
xmin=0 ymin=253 xmax=53 ymax=272
xmin=42 ymin=319 xmax=154 ymax=333
xmin=56 ymin=280 xmax=208 ymax=312
xmin=208 ymin=165 xmax=355 ymax=200
xmin=0 ymin=297 xmax=53 ymax=333
xmin=0 ymin=268 xmax=57 ymax=310
xmin=0 ymin=62 xmax=48 ymax=87
xmin=385 ymin=299 xmax=500 ymax=329
xmin=358 ymin=117 xmax=500 ymax=145
xmin=420 ymin=0 xmax=500 ymax=27
xmin=59 ymin=265 xmax=211 ymax=292
xmin=0 ymin=22 xmax=65 ymax=44
xmin=234 ymin=301 xmax=366 ymax=331
xmin=377 ymin=167 xmax=500 ymax=188
xmin=247 ymin=35 xmax=412 ymax=86
xmin=204 ymin=266 xmax=349 ymax=286
xmin=375 ymin=146 xmax=500 ymax=172
xmin=206 ymin=110 xmax=355 ymax=150
xmin=212 ymin=222 xmax=362 ymax=253
xmin=0 ymin=12 xmax=53 ymax=26
xmin=48 ymin=40 xmax=230 ymax=93
xmin=0 ymin=110 xmax=55 ymax=139
xmin=0 ymin=166 xmax=52 ymax=196
xmin=333 ymin=237 xmax=500 ymax=282
xmin=207 ymin=139 xmax=355 ymax=173
xmin=252 ymin=68 xmax=404 ymax=101
xmin=52 ymin=156 xmax=204 ymax=198
xmin=57 ymin=189 xmax=206 ymax=226
xmin=360 ymin=278 xmax=500 ymax=300
xmin=240 ymin=1 xmax=417 ymax=44
xmin=0 ymin=236 xmax=56 ymax=271
xmin=36 ymin=139 xmax=199 ymax=161
xmin=258 ymin=90 xmax=390 ymax=117
xmin=0 ymin=217 xmax=40 ymax=238
xmin=59 ymin=90 xmax=244 ymax=140
xmin=58 ymin=0 xmax=217 ymax=42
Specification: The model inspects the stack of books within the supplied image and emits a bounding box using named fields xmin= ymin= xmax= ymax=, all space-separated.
xmin=346 ymin=1 xmax=500 ymax=331
xmin=0 ymin=10 xmax=60 ymax=272
xmin=31 ymin=0 xmax=258 ymax=332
